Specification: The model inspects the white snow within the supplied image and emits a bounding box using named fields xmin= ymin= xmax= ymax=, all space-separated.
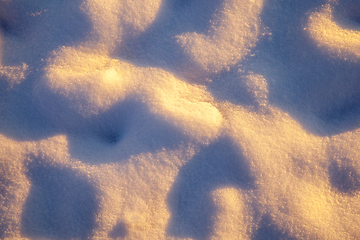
xmin=1 ymin=0 xmax=360 ymax=239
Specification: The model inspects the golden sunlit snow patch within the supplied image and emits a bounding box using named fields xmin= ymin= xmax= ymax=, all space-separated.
xmin=81 ymin=0 xmax=122 ymax=48
xmin=81 ymin=0 xmax=161 ymax=49
xmin=2 ymin=0 xmax=360 ymax=239
xmin=38 ymin=45 xmax=222 ymax=142
xmin=0 ymin=30 xmax=28 ymax=87
xmin=0 ymin=135 xmax=31 ymax=238
xmin=143 ymin=70 xmax=223 ymax=143
xmin=211 ymin=188 xmax=254 ymax=240
xmin=120 ymin=0 xmax=162 ymax=33
xmin=243 ymin=73 xmax=269 ymax=109
xmin=0 ymin=63 xmax=28 ymax=88
xmin=307 ymin=4 xmax=360 ymax=60
xmin=39 ymin=47 xmax=138 ymax=117
xmin=81 ymin=148 xmax=196 ymax=239
xmin=222 ymin=102 xmax=360 ymax=239
xmin=177 ymin=0 xmax=264 ymax=74
xmin=267 ymin=183 xmax=340 ymax=239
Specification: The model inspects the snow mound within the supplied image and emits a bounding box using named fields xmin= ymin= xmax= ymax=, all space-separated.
xmin=177 ymin=0 xmax=263 ymax=75
xmin=1 ymin=0 xmax=360 ymax=239
xmin=307 ymin=2 xmax=360 ymax=61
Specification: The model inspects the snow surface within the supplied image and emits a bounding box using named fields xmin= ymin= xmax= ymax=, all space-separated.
xmin=1 ymin=0 xmax=360 ymax=239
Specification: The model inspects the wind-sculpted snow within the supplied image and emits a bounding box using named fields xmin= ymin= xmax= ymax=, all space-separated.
xmin=1 ymin=0 xmax=360 ymax=239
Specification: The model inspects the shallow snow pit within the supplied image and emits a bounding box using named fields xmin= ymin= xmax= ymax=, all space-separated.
xmin=328 ymin=130 xmax=360 ymax=195
xmin=328 ymin=157 xmax=360 ymax=194
xmin=108 ymin=221 xmax=128 ymax=239
xmin=37 ymin=46 xmax=222 ymax=143
xmin=66 ymin=100 xmax=192 ymax=164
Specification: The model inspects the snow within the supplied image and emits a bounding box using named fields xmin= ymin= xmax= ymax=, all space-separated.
xmin=1 ymin=0 xmax=360 ymax=239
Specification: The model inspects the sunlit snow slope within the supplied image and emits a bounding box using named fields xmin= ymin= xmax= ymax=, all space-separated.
xmin=1 ymin=0 xmax=360 ymax=239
